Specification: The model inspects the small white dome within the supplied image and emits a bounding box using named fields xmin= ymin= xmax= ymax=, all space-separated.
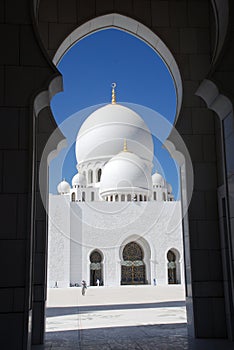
xmin=76 ymin=104 xmax=153 ymax=167
xmin=72 ymin=173 xmax=86 ymax=187
xmin=100 ymin=151 xmax=152 ymax=197
xmin=152 ymin=172 xmax=165 ymax=186
xmin=57 ymin=180 xmax=70 ymax=194
xmin=167 ymin=183 xmax=173 ymax=194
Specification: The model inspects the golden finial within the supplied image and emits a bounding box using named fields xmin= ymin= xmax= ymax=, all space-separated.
xmin=111 ymin=82 xmax=116 ymax=104
xmin=123 ymin=139 xmax=128 ymax=152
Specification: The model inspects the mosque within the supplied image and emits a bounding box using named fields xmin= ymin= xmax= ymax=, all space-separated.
xmin=48 ymin=85 xmax=184 ymax=287
xmin=3 ymin=2 xmax=234 ymax=347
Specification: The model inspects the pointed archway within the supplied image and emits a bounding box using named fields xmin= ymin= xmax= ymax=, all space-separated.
xmin=90 ymin=250 xmax=103 ymax=286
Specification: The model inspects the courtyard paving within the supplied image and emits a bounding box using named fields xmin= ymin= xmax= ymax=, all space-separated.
xmin=32 ymin=286 xmax=234 ymax=350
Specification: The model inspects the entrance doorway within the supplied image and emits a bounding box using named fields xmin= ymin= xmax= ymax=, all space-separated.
xmin=167 ymin=250 xmax=177 ymax=284
xmin=90 ymin=250 xmax=103 ymax=286
xmin=121 ymin=242 xmax=146 ymax=285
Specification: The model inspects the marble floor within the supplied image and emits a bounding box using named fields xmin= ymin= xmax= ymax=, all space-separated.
xmin=32 ymin=286 xmax=234 ymax=350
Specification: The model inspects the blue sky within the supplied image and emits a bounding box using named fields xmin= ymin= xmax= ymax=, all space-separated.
xmin=50 ymin=28 xmax=180 ymax=197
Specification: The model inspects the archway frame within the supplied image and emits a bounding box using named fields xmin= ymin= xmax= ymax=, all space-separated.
xmin=36 ymin=11 xmax=194 ymax=344
xmin=119 ymin=234 xmax=152 ymax=284
xmin=30 ymin=0 xmax=234 ymax=345
xmin=166 ymin=247 xmax=181 ymax=284
xmin=38 ymin=11 xmax=191 ymax=337
xmin=87 ymin=248 xmax=105 ymax=286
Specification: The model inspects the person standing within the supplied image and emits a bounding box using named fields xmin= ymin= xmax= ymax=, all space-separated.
xmin=96 ymin=278 xmax=100 ymax=286
xmin=81 ymin=280 xmax=87 ymax=296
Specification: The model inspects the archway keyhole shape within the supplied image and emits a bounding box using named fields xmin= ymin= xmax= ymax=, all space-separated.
xmin=90 ymin=250 xmax=104 ymax=286
xmin=121 ymin=242 xmax=146 ymax=285
xmin=42 ymin=13 xmax=194 ymax=269
xmin=167 ymin=248 xmax=181 ymax=285
xmin=39 ymin=12 xmax=193 ymax=339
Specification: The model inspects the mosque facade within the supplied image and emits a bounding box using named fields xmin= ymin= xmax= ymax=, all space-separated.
xmin=48 ymin=87 xmax=184 ymax=287
xmin=3 ymin=2 xmax=234 ymax=346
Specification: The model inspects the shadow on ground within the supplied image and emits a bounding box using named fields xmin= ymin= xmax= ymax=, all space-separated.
xmin=32 ymin=323 xmax=234 ymax=349
xmin=44 ymin=323 xmax=188 ymax=349
xmin=46 ymin=300 xmax=186 ymax=317
xmin=31 ymin=324 xmax=234 ymax=350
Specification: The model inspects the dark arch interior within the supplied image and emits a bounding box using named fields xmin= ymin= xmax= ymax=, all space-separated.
xmin=90 ymin=250 xmax=103 ymax=286
xmin=90 ymin=250 xmax=102 ymax=263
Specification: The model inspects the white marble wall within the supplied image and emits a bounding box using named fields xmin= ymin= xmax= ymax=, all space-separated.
xmin=48 ymin=197 xmax=184 ymax=287
xmin=48 ymin=195 xmax=71 ymax=288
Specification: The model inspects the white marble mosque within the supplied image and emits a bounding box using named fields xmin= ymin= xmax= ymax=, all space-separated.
xmin=48 ymin=85 xmax=184 ymax=288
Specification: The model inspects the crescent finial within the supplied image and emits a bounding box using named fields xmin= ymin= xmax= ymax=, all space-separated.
xmin=111 ymin=82 xmax=117 ymax=104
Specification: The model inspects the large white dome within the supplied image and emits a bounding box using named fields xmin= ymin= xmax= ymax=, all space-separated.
xmin=76 ymin=104 xmax=154 ymax=167
xmin=99 ymin=150 xmax=152 ymax=197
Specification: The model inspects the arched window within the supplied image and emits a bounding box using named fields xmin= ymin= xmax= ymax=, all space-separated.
xmin=88 ymin=170 xmax=93 ymax=184
xmin=167 ymin=250 xmax=176 ymax=284
xmin=154 ymin=192 xmax=156 ymax=200
xmin=121 ymin=194 xmax=125 ymax=201
xmin=91 ymin=191 xmax=94 ymax=201
xmin=71 ymin=192 xmax=75 ymax=202
xmin=90 ymin=250 xmax=103 ymax=286
xmin=97 ymin=168 xmax=102 ymax=182
xmin=139 ymin=194 xmax=143 ymax=201
xmin=163 ymin=192 xmax=166 ymax=201
xmin=110 ymin=195 xmax=113 ymax=202
xmin=127 ymin=194 xmax=131 ymax=201
xmin=115 ymin=194 xmax=118 ymax=201
xmin=82 ymin=192 xmax=85 ymax=201
xmin=144 ymin=195 xmax=147 ymax=201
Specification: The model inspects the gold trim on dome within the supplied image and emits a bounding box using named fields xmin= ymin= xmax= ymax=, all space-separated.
xmin=111 ymin=82 xmax=116 ymax=104
xmin=123 ymin=139 xmax=128 ymax=152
